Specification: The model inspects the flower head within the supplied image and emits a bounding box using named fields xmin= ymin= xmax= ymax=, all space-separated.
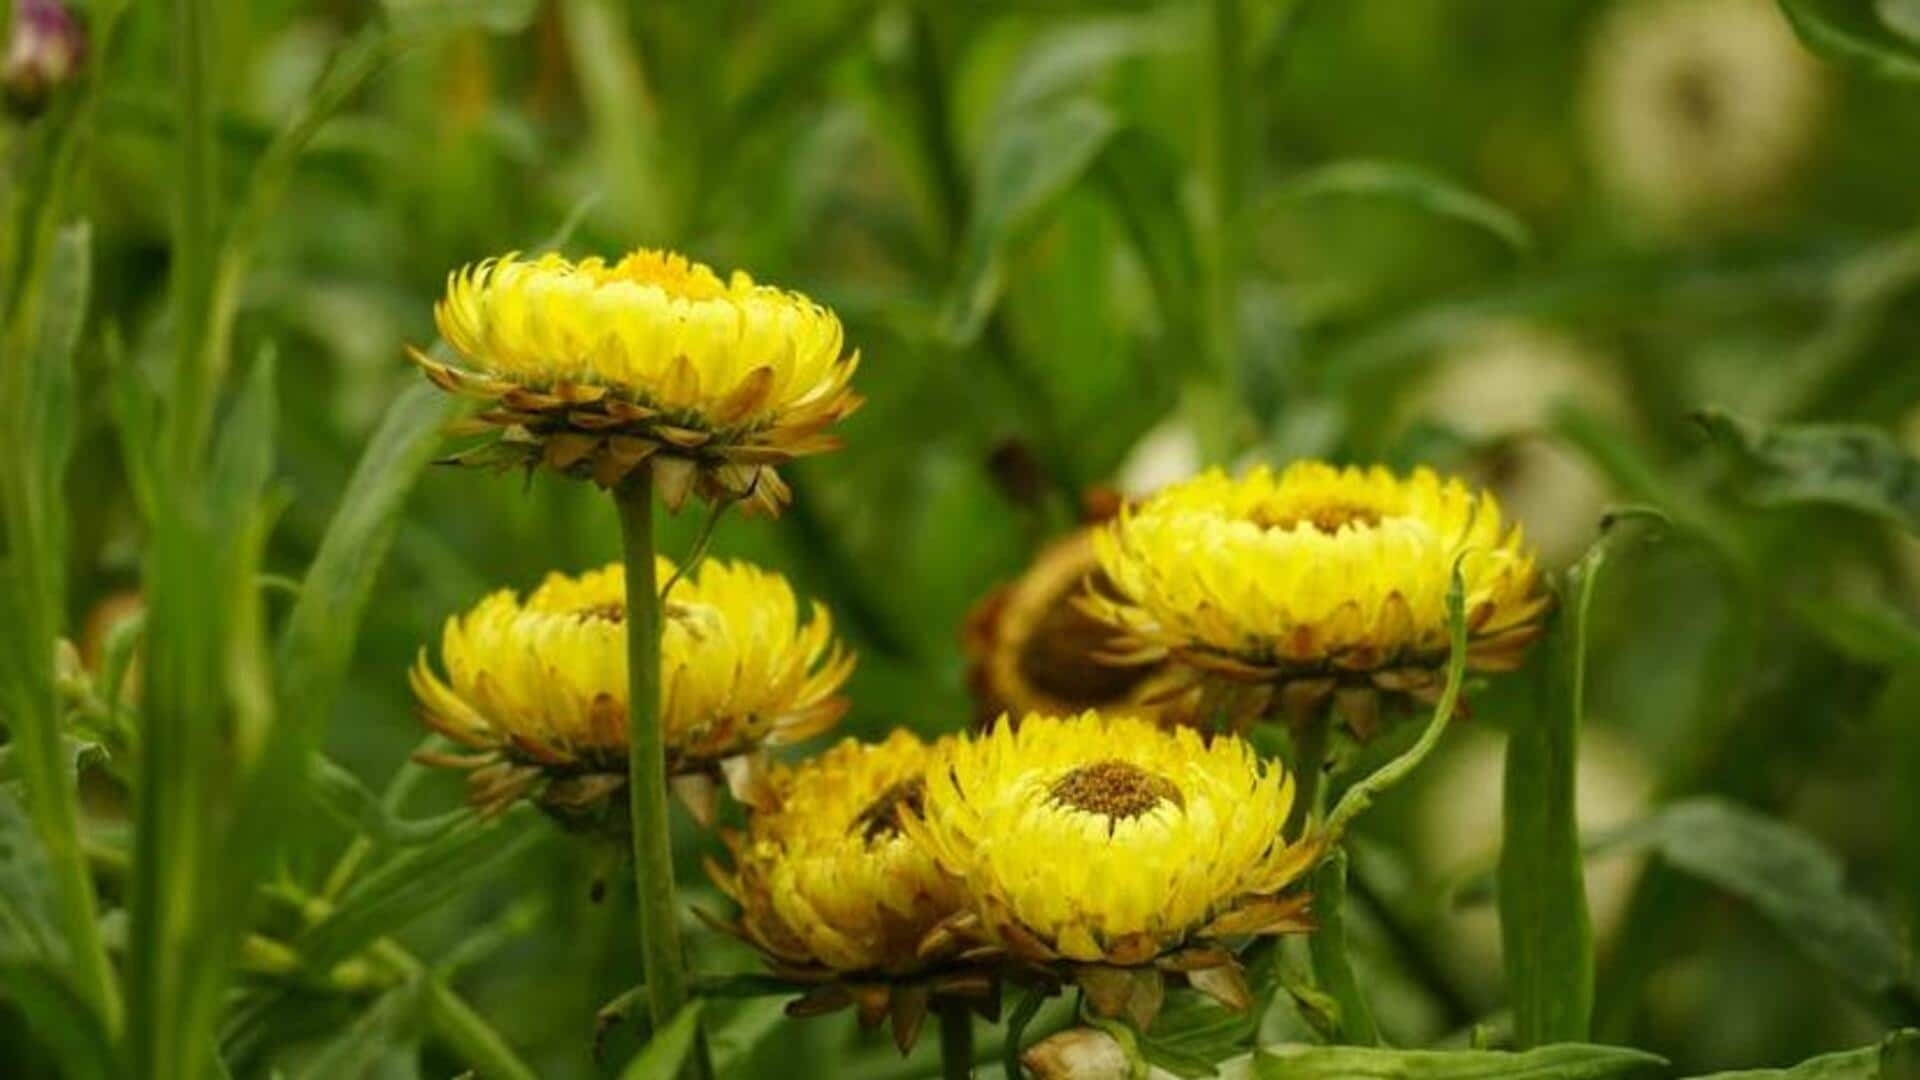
xmin=963 ymin=529 xmax=1161 ymax=725
xmin=1085 ymin=463 xmax=1547 ymax=733
xmin=4 ymin=0 xmax=85 ymax=118
xmin=413 ymin=249 xmax=861 ymax=515
xmin=905 ymin=712 xmax=1317 ymax=1028
xmin=411 ymin=558 xmax=854 ymax=822
xmin=705 ymin=731 xmax=990 ymax=1051
xmin=1584 ymin=0 xmax=1824 ymax=232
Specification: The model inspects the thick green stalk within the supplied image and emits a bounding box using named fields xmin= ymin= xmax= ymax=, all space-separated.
xmin=167 ymin=0 xmax=219 ymax=475
xmin=612 ymin=471 xmax=709 ymax=1079
xmin=939 ymin=1003 xmax=974 ymax=1080
xmin=1287 ymin=709 xmax=1332 ymax=837
xmin=1205 ymin=0 xmax=1246 ymax=417
xmin=1308 ymin=848 xmax=1381 ymax=1045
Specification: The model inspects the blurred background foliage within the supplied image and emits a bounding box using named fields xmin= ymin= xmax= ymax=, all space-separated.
xmin=6 ymin=0 xmax=1920 ymax=1076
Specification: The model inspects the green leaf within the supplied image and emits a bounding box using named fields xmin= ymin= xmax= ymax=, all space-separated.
xmin=296 ymin=806 xmax=542 ymax=970
xmin=1789 ymin=596 xmax=1920 ymax=668
xmin=276 ymin=382 xmax=460 ymax=732
xmin=1093 ymin=128 xmax=1205 ymax=350
xmin=1693 ymin=408 xmax=1920 ymax=532
xmin=1502 ymin=522 xmax=1634 ymax=1046
xmin=1682 ymin=1028 xmax=1920 ymax=1078
xmin=307 ymin=755 xmax=465 ymax=848
xmin=1263 ymin=160 xmax=1533 ymax=257
xmin=938 ymin=98 xmax=1120 ymax=344
xmin=1609 ymin=799 xmax=1909 ymax=1005
xmin=290 ymin=983 xmax=426 ymax=1080
xmin=0 ymin=959 xmax=116 ymax=1080
xmin=1776 ymin=0 xmax=1920 ymax=80
xmin=1882 ymin=0 xmax=1920 ymax=43
xmin=1005 ymin=985 xmax=1049 ymax=1080
xmin=0 ymin=786 xmax=60 ymax=961
xmin=382 ymin=0 xmax=538 ymax=34
xmin=1308 ymin=847 xmax=1381 ymax=1045
xmin=1254 ymin=1043 xmax=1668 ymax=1078
xmin=621 ymin=1000 xmax=706 ymax=1080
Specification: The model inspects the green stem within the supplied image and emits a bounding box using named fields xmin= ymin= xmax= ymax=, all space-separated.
xmin=612 ymin=470 xmax=710 ymax=1080
xmin=939 ymin=1003 xmax=974 ymax=1080
xmin=1308 ymin=848 xmax=1381 ymax=1045
xmin=1324 ymin=569 xmax=1469 ymax=841
xmin=1207 ymin=0 xmax=1246 ymax=400
xmin=1287 ymin=709 xmax=1332 ymax=837
xmin=371 ymin=941 xmax=539 ymax=1080
xmin=167 ymin=0 xmax=219 ymax=475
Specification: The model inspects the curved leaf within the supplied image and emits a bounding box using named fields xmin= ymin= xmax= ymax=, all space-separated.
xmin=1777 ymin=0 xmax=1920 ymax=80
xmin=1263 ymin=160 xmax=1533 ymax=257
xmin=621 ymin=1000 xmax=706 ymax=1080
xmin=1609 ymin=799 xmax=1909 ymax=1004
xmin=1694 ymin=408 xmax=1920 ymax=532
xmin=938 ymin=99 xmax=1120 ymax=344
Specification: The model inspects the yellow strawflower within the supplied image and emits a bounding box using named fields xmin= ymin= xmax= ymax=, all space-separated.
xmin=412 ymin=248 xmax=862 ymax=515
xmin=905 ymin=712 xmax=1317 ymax=1029
xmin=705 ymin=731 xmax=990 ymax=1052
xmin=411 ymin=559 xmax=853 ymax=822
xmin=1085 ymin=462 xmax=1548 ymax=734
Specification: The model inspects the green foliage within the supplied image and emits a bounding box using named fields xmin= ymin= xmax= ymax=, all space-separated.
xmin=1775 ymin=0 xmax=1920 ymax=80
xmin=5 ymin=0 xmax=1920 ymax=1075
xmin=1253 ymin=1043 xmax=1669 ymax=1078
xmin=1694 ymin=409 xmax=1920 ymax=532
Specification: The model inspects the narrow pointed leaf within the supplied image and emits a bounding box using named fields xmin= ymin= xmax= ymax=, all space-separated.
xmin=1254 ymin=1043 xmax=1668 ymax=1079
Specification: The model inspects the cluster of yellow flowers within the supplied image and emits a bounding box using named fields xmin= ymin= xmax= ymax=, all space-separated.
xmin=407 ymin=246 xmax=1550 ymax=1056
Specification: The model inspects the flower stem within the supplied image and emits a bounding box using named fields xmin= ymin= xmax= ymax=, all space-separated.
xmin=613 ymin=469 xmax=709 ymax=1079
xmin=1287 ymin=708 xmax=1332 ymax=837
xmin=939 ymin=1003 xmax=974 ymax=1080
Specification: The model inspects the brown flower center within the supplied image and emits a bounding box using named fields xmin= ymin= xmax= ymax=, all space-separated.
xmin=575 ymin=602 xmax=625 ymax=623
xmin=1252 ymin=500 xmax=1382 ymax=534
xmin=851 ymin=777 xmax=925 ymax=843
xmin=1048 ymin=760 xmax=1180 ymax=821
xmin=1015 ymin=571 xmax=1154 ymax=707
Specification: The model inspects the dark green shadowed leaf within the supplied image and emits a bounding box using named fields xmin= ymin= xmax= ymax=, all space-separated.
xmin=0 ymin=960 xmax=116 ymax=1080
xmin=622 ymin=1000 xmax=706 ymax=1080
xmin=1262 ymin=160 xmax=1534 ymax=257
xmin=938 ymin=98 xmax=1120 ymax=344
xmin=307 ymin=754 xmax=465 ymax=848
xmin=1776 ymin=0 xmax=1920 ymax=79
xmin=1681 ymin=1028 xmax=1920 ymax=1078
xmin=296 ymin=806 xmax=542 ymax=970
xmin=1094 ymin=128 xmax=1206 ymax=355
xmin=1602 ymin=799 xmax=1911 ymax=1009
xmin=290 ymin=982 xmax=427 ymax=1080
xmin=1253 ymin=1043 xmax=1668 ymax=1078
xmin=1694 ymin=408 xmax=1920 ymax=531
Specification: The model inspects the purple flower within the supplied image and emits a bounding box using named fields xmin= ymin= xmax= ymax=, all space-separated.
xmin=5 ymin=0 xmax=86 ymax=117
